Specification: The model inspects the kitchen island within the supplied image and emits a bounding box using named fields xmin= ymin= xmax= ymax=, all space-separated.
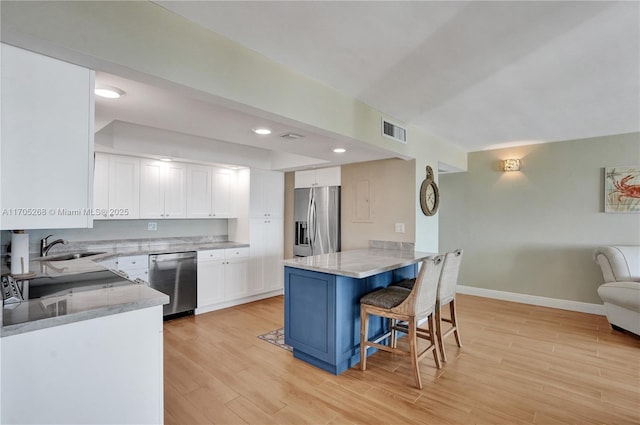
xmin=283 ymin=247 xmax=434 ymax=374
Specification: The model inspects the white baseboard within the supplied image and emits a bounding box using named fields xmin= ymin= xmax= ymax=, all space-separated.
xmin=196 ymin=289 xmax=283 ymax=315
xmin=456 ymin=285 xmax=605 ymax=316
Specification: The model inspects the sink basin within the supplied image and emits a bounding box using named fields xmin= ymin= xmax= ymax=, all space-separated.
xmin=39 ymin=252 xmax=107 ymax=261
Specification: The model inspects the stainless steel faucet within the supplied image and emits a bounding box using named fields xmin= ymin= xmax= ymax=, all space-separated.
xmin=40 ymin=235 xmax=68 ymax=257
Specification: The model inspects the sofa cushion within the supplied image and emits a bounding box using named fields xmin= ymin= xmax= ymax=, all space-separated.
xmin=597 ymin=281 xmax=640 ymax=313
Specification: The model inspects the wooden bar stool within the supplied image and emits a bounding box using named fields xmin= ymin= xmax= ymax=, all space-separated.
xmin=434 ymin=249 xmax=464 ymax=362
xmin=359 ymin=255 xmax=444 ymax=389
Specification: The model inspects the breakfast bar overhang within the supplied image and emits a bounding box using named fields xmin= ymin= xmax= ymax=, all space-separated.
xmin=283 ymin=248 xmax=434 ymax=375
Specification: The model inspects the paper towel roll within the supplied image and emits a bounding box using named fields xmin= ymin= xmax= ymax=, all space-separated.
xmin=11 ymin=232 xmax=29 ymax=275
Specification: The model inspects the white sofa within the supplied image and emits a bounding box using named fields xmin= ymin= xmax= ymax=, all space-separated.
xmin=594 ymin=246 xmax=640 ymax=336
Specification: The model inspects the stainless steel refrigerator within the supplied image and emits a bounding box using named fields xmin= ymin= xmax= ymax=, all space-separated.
xmin=294 ymin=186 xmax=340 ymax=257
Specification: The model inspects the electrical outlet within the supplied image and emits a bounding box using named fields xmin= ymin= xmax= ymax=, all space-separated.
xmin=148 ymin=222 xmax=157 ymax=231
xmin=395 ymin=223 xmax=405 ymax=233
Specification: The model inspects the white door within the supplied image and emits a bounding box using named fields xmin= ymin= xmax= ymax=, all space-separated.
xmin=264 ymin=219 xmax=284 ymax=291
xmin=264 ymin=171 xmax=284 ymax=218
xmin=187 ymin=164 xmax=212 ymax=218
xmin=212 ymin=168 xmax=232 ymax=217
xmin=139 ymin=159 xmax=165 ymax=218
xmin=224 ymin=258 xmax=249 ymax=301
xmin=249 ymin=218 xmax=266 ymax=295
xmin=197 ymin=259 xmax=225 ymax=307
xmin=163 ymin=162 xmax=187 ymax=218
xmin=109 ymin=155 xmax=140 ymax=219
xmin=93 ymin=153 xmax=109 ymax=219
xmin=1 ymin=44 xmax=94 ymax=230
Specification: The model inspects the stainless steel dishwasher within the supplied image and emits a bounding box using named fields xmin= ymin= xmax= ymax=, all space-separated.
xmin=148 ymin=251 xmax=197 ymax=319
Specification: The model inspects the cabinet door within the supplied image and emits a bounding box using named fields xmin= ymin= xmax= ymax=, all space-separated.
xmin=163 ymin=163 xmax=187 ymax=218
xmin=93 ymin=153 xmax=109 ymax=219
xmin=224 ymin=258 xmax=249 ymax=301
xmin=264 ymin=219 xmax=284 ymax=291
xmin=252 ymin=170 xmax=284 ymax=218
xmin=139 ymin=159 xmax=165 ymax=218
xmin=186 ymin=164 xmax=212 ymax=218
xmin=212 ymin=168 xmax=232 ymax=218
xmin=197 ymin=259 xmax=225 ymax=307
xmin=249 ymin=218 xmax=266 ymax=294
xmin=1 ymin=44 xmax=94 ymax=230
xmin=314 ymin=167 xmax=341 ymax=187
xmin=109 ymin=155 xmax=140 ymax=219
xmin=265 ymin=171 xmax=284 ymax=218
xmin=294 ymin=170 xmax=316 ymax=188
xmin=249 ymin=169 xmax=266 ymax=218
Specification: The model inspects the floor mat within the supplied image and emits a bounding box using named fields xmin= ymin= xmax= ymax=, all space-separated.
xmin=257 ymin=327 xmax=292 ymax=352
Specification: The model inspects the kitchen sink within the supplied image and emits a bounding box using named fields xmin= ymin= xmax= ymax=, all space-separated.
xmin=38 ymin=252 xmax=107 ymax=261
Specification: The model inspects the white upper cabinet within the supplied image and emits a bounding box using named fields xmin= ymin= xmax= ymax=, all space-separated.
xmin=250 ymin=169 xmax=284 ymax=218
xmin=294 ymin=166 xmax=341 ymax=188
xmin=140 ymin=159 xmax=187 ymax=219
xmin=212 ymin=168 xmax=233 ymax=217
xmin=1 ymin=44 xmax=95 ymax=229
xmin=93 ymin=153 xmax=140 ymax=220
xmin=186 ymin=165 xmax=236 ymax=218
xmin=109 ymin=155 xmax=140 ymax=219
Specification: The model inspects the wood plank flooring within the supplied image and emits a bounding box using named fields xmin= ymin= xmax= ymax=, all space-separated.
xmin=164 ymin=294 xmax=640 ymax=424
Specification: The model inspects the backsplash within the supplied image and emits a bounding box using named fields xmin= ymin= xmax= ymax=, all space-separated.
xmin=1 ymin=219 xmax=228 ymax=256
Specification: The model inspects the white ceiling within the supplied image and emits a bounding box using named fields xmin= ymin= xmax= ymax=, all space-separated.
xmin=95 ymin=72 xmax=396 ymax=170
xmin=151 ymin=0 xmax=639 ymax=152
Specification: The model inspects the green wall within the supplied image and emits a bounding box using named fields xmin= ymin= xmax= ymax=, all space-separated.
xmin=439 ymin=132 xmax=640 ymax=304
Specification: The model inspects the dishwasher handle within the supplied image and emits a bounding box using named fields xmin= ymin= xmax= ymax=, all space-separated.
xmin=149 ymin=252 xmax=197 ymax=263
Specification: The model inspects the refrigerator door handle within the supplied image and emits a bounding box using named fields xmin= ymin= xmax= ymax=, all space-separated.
xmin=308 ymin=189 xmax=315 ymax=255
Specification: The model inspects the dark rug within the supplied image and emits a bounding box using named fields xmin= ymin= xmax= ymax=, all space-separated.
xmin=257 ymin=327 xmax=292 ymax=352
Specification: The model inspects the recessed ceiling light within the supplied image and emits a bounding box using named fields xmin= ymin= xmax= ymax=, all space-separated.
xmin=252 ymin=127 xmax=272 ymax=135
xmin=94 ymin=85 xmax=125 ymax=99
xmin=159 ymin=158 xmax=172 ymax=162
xmin=333 ymin=148 xmax=346 ymax=153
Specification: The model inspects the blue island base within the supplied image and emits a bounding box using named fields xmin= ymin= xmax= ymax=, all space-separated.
xmin=284 ymin=264 xmax=417 ymax=375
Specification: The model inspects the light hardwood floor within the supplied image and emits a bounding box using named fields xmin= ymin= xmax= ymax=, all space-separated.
xmin=164 ymin=294 xmax=640 ymax=424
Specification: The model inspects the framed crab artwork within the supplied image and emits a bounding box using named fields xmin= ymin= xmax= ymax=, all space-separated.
xmin=605 ymin=166 xmax=640 ymax=213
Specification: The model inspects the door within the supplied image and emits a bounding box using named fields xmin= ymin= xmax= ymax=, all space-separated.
xmin=148 ymin=253 xmax=197 ymax=316
xmin=224 ymin=258 xmax=249 ymax=301
xmin=212 ymin=168 xmax=232 ymax=217
xmin=93 ymin=153 xmax=109 ymax=219
xmin=163 ymin=162 xmax=187 ymax=218
xmin=293 ymin=188 xmax=312 ymax=257
xmin=187 ymin=164 xmax=213 ymax=218
xmin=310 ymin=187 xmax=340 ymax=255
xmin=110 ymin=155 xmax=140 ymax=219
xmin=197 ymin=259 xmax=225 ymax=307
xmin=139 ymin=159 xmax=164 ymax=218
xmin=264 ymin=219 xmax=284 ymax=291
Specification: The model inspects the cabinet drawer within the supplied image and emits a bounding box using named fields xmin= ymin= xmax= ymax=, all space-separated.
xmin=197 ymin=249 xmax=225 ymax=261
xmin=225 ymin=247 xmax=249 ymax=259
xmin=118 ymin=255 xmax=148 ymax=268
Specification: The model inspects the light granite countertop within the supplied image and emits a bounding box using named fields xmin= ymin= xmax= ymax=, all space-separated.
xmin=282 ymin=248 xmax=435 ymax=279
xmin=2 ymin=237 xmax=248 ymax=336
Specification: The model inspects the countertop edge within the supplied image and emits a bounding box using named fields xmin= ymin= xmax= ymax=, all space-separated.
xmin=1 ymin=288 xmax=169 ymax=338
xmin=282 ymin=250 xmax=435 ymax=279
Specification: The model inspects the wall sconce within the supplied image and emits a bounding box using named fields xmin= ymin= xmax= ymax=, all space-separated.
xmin=502 ymin=159 xmax=521 ymax=172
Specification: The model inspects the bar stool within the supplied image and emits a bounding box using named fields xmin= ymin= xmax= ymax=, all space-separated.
xmin=359 ymin=255 xmax=444 ymax=389
xmin=389 ymin=249 xmax=464 ymax=362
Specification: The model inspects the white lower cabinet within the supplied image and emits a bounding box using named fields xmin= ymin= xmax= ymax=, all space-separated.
xmin=250 ymin=218 xmax=284 ymax=294
xmin=1 ymin=306 xmax=164 ymax=425
xmin=197 ymin=248 xmax=249 ymax=312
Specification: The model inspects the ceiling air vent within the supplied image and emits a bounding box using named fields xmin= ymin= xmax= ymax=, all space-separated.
xmin=280 ymin=132 xmax=304 ymax=140
xmin=382 ymin=119 xmax=407 ymax=143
